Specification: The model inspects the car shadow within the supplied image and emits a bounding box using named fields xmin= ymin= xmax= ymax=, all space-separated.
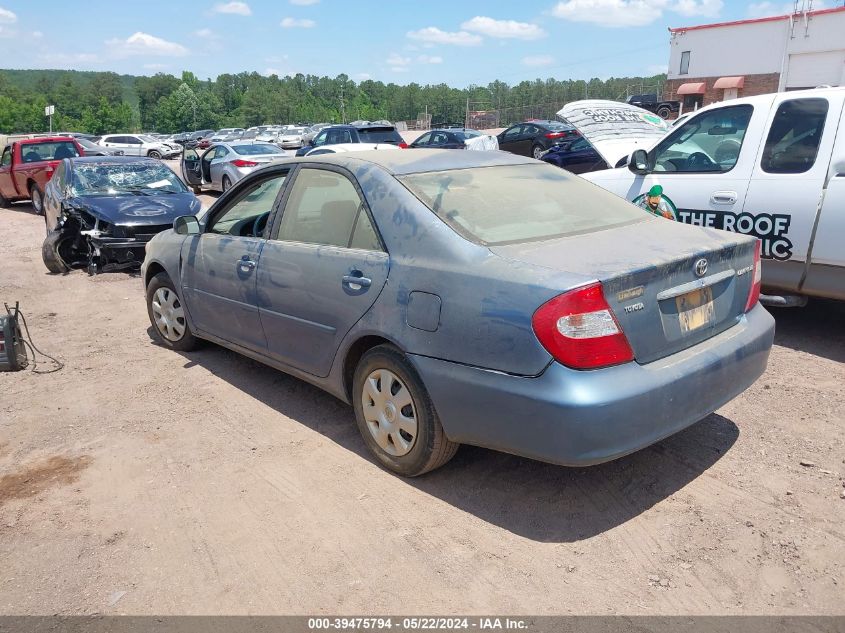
xmin=770 ymin=298 xmax=845 ymax=363
xmin=151 ymin=328 xmax=738 ymax=542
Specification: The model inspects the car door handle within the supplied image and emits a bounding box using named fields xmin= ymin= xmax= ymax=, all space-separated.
xmin=711 ymin=191 xmax=737 ymax=205
xmin=342 ymin=274 xmax=371 ymax=288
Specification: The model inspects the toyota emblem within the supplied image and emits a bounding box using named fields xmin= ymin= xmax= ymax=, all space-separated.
xmin=694 ymin=258 xmax=708 ymax=277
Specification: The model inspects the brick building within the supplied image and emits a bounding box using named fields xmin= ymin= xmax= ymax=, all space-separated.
xmin=665 ymin=4 xmax=845 ymax=113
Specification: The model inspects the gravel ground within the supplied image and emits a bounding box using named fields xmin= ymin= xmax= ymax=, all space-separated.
xmin=0 ymin=196 xmax=843 ymax=615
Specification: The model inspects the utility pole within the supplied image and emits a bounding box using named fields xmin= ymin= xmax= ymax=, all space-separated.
xmin=340 ymin=83 xmax=346 ymax=124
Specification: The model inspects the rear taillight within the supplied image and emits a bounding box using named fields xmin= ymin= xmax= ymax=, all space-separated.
xmin=532 ymin=283 xmax=634 ymax=370
xmin=545 ymin=131 xmax=566 ymax=139
xmin=231 ymin=159 xmax=258 ymax=168
xmin=399 ymin=142 xmax=408 ymax=149
xmin=744 ymin=239 xmax=762 ymax=312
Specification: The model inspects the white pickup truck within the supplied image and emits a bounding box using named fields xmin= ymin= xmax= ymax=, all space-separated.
xmin=562 ymin=88 xmax=845 ymax=305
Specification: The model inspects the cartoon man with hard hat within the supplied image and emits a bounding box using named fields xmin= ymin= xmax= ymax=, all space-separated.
xmin=633 ymin=184 xmax=677 ymax=220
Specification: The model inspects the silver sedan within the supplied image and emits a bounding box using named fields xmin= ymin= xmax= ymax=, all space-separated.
xmin=180 ymin=141 xmax=291 ymax=193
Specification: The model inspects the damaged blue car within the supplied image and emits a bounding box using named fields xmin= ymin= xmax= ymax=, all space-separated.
xmin=142 ymin=149 xmax=774 ymax=477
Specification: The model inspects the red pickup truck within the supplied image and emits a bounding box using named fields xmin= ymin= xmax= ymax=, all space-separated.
xmin=0 ymin=137 xmax=84 ymax=214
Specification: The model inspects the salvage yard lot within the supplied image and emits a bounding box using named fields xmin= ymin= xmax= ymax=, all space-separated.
xmin=1 ymin=200 xmax=844 ymax=614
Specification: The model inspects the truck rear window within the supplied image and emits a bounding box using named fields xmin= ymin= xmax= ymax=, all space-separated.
xmin=358 ymin=128 xmax=403 ymax=144
xmin=21 ymin=141 xmax=80 ymax=163
xmin=398 ymin=163 xmax=646 ymax=246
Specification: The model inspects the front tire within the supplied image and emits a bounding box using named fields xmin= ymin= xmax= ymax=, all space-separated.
xmin=656 ymin=106 xmax=671 ymax=119
xmin=147 ymin=150 xmax=162 ymax=159
xmin=29 ymin=184 xmax=44 ymax=215
xmin=41 ymin=230 xmax=74 ymax=274
xmin=146 ymin=273 xmax=197 ymax=351
xmin=353 ymin=345 xmax=458 ymax=477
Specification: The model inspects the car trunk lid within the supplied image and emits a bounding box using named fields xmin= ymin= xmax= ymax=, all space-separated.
xmin=491 ymin=219 xmax=758 ymax=364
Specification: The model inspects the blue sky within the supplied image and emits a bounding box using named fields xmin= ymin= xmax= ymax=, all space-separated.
xmin=0 ymin=1 xmax=822 ymax=85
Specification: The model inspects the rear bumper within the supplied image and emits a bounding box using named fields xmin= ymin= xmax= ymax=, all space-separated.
xmin=409 ymin=304 xmax=775 ymax=467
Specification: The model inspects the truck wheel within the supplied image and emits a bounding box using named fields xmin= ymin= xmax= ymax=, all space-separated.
xmin=657 ymin=106 xmax=671 ymax=119
xmin=147 ymin=150 xmax=162 ymax=159
xmin=29 ymin=184 xmax=44 ymax=215
xmin=352 ymin=344 xmax=458 ymax=477
xmin=146 ymin=273 xmax=198 ymax=352
xmin=41 ymin=230 xmax=74 ymax=274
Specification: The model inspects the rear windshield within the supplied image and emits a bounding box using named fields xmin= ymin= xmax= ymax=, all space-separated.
xmin=542 ymin=121 xmax=572 ymax=131
xmin=232 ymin=144 xmax=285 ymax=155
xmin=398 ymin=163 xmax=646 ymax=245
xmin=455 ymin=130 xmax=481 ymax=140
xmin=358 ymin=128 xmax=402 ymax=144
xmin=71 ymin=162 xmax=187 ymax=196
xmin=21 ymin=141 xmax=80 ymax=162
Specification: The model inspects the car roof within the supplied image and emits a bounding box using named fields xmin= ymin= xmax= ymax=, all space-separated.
xmin=68 ymin=156 xmax=160 ymax=166
xmin=18 ymin=136 xmax=79 ymax=144
xmin=293 ymin=147 xmax=535 ymax=175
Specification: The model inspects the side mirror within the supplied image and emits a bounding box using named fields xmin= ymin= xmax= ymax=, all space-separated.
xmin=629 ymin=149 xmax=650 ymax=175
xmin=173 ymin=215 xmax=200 ymax=235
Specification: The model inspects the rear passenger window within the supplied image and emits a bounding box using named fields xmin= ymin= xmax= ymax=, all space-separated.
xmin=761 ymin=98 xmax=828 ymax=174
xmin=274 ymin=168 xmax=377 ymax=249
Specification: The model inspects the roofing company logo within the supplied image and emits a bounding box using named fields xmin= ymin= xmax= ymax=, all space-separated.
xmin=639 ymin=112 xmax=666 ymax=128
xmin=694 ymin=258 xmax=708 ymax=277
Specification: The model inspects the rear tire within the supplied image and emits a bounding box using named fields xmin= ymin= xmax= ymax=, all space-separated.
xmin=147 ymin=150 xmax=162 ymax=159
xmin=352 ymin=345 xmax=458 ymax=477
xmin=222 ymin=175 xmax=232 ymax=192
xmin=41 ymin=230 xmax=74 ymax=274
xmin=146 ymin=273 xmax=198 ymax=352
xmin=29 ymin=184 xmax=44 ymax=215
xmin=656 ymin=106 xmax=671 ymax=119
xmin=532 ymin=144 xmax=545 ymax=159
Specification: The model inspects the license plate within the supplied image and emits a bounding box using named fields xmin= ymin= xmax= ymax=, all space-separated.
xmin=676 ymin=287 xmax=715 ymax=333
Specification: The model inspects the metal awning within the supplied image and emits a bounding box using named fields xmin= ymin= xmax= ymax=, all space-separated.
xmin=676 ymin=82 xmax=707 ymax=95
xmin=714 ymin=76 xmax=745 ymax=89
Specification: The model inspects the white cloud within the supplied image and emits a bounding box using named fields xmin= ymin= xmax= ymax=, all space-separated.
xmin=290 ymin=0 xmax=319 ymax=4
xmin=0 ymin=6 xmax=16 ymax=23
xmin=32 ymin=30 xmax=43 ymax=38
xmin=281 ymin=17 xmax=316 ymax=27
xmin=194 ymin=28 xmax=216 ymax=37
xmin=417 ymin=54 xmax=443 ymax=64
xmin=406 ymin=26 xmax=482 ymax=46
xmin=460 ymin=16 xmax=546 ymax=40
xmin=106 ymin=32 xmax=189 ymax=57
xmin=550 ymin=0 xmax=666 ymax=27
xmin=387 ymin=52 xmax=411 ymax=67
xmin=747 ymin=0 xmax=823 ymax=16
xmin=212 ymin=1 xmax=252 ymax=15
xmin=522 ymin=54 xmax=554 ymax=67
xmin=550 ymin=0 xmax=723 ymax=27
xmin=674 ymin=0 xmax=723 ymax=17
xmin=37 ymin=52 xmax=99 ymax=67
xmin=390 ymin=66 xmax=410 ymax=72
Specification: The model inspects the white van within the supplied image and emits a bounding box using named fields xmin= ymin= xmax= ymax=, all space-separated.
xmin=568 ymin=88 xmax=845 ymax=304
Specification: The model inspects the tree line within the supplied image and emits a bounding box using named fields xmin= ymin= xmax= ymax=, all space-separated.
xmin=0 ymin=68 xmax=666 ymax=134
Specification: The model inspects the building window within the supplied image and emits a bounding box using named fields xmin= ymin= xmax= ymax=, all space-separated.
xmin=761 ymin=98 xmax=828 ymax=174
xmin=680 ymin=51 xmax=690 ymax=75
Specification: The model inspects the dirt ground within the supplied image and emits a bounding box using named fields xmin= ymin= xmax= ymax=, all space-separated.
xmin=0 ymin=194 xmax=843 ymax=616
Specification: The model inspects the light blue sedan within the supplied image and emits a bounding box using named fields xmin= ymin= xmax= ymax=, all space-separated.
xmin=142 ymin=149 xmax=774 ymax=476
